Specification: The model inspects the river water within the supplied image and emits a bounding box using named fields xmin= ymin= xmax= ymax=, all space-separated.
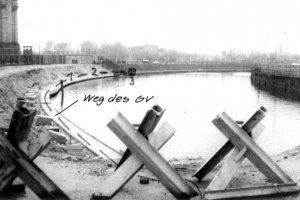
xmin=52 ymin=72 xmax=300 ymax=160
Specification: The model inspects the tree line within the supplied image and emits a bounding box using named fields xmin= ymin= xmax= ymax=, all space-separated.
xmin=41 ymin=40 xmax=300 ymax=64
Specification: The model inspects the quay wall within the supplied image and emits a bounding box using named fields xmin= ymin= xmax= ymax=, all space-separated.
xmin=251 ymin=64 xmax=300 ymax=98
xmin=115 ymin=62 xmax=257 ymax=73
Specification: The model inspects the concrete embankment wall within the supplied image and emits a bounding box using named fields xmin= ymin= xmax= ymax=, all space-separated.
xmin=119 ymin=62 xmax=257 ymax=73
xmin=65 ymin=55 xmax=98 ymax=64
xmin=251 ymin=64 xmax=300 ymax=98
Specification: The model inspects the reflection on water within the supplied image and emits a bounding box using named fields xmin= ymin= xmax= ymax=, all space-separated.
xmin=52 ymin=72 xmax=300 ymax=159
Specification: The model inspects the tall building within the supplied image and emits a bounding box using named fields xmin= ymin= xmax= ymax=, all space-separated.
xmin=0 ymin=0 xmax=19 ymax=55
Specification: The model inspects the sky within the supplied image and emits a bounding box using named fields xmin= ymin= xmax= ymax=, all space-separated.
xmin=18 ymin=0 xmax=300 ymax=54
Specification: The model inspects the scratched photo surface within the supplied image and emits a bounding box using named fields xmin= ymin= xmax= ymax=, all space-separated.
xmin=0 ymin=0 xmax=300 ymax=200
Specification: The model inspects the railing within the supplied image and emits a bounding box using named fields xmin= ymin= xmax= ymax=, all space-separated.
xmin=254 ymin=63 xmax=300 ymax=78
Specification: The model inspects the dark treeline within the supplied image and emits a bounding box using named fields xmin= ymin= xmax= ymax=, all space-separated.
xmin=41 ymin=40 xmax=300 ymax=64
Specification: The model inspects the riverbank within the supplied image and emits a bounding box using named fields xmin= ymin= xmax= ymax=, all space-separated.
xmin=1 ymin=64 xmax=300 ymax=199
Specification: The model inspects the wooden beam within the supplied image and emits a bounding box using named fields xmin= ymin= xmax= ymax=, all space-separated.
xmin=106 ymin=112 xmax=197 ymax=199
xmin=206 ymin=124 xmax=265 ymax=191
xmin=193 ymin=108 xmax=265 ymax=180
xmin=0 ymin=127 xmax=51 ymax=193
xmin=205 ymin=183 xmax=300 ymax=200
xmin=7 ymin=107 xmax=36 ymax=146
xmin=1 ymin=129 xmax=51 ymax=193
xmin=0 ymin=112 xmax=52 ymax=194
xmin=0 ymin=164 xmax=16 ymax=192
xmin=116 ymin=105 xmax=165 ymax=170
xmin=91 ymin=122 xmax=174 ymax=200
xmin=212 ymin=112 xmax=293 ymax=184
xmin=0 ymin=133 xmax=70 ymax=200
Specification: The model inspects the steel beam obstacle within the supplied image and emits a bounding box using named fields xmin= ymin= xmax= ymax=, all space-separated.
xmin=0 ymin=100 xmax=70 ymax=200
xmin=193 ymin=107 xmax=300 ymax=199
xmin=91 ymin=105 xmax=198 ymax=200
xmin=115 ymin=105 xmax=165 ymax=170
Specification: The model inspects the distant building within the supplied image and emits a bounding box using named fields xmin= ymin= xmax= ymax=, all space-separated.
xmin=0 ymin=0 xmax=19 ymax=55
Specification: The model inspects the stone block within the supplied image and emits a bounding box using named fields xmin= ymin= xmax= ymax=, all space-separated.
xmin=48 ymin=130 xmax=67 ymax=145
xmin=35 ymin=115 xmax=53 ymax=126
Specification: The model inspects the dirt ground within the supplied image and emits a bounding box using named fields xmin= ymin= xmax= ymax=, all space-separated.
xmin=1 ymin=64 xmax=300 ymax=200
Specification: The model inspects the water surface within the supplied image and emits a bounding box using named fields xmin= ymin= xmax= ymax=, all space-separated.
xmin=53 ymin=72 xmax=300 ymax=159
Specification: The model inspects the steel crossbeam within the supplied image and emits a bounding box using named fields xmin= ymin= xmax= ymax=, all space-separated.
xmin=92 ymin=110 xmax=197 ymax=200
xmin=199 ymin=108 xmax=299 ymax=199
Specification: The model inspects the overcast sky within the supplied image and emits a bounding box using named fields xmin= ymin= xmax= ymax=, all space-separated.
xmin=18 ymin=0 xmax=300 ymax=54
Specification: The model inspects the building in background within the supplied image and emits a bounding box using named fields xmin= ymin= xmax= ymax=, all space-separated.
xmin=0 ymin=0 xmax=19 ymax=55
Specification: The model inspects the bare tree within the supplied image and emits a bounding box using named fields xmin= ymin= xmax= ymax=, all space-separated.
xmin=43 ymin=41 xmax=55 ymax=54
xmin=80 ymin=40 xmax=98 ymax=54
xmin=99 ymin=42 xmax=128 ymax=62
xmin=54 ymin=42 xmax=71 ymax=54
